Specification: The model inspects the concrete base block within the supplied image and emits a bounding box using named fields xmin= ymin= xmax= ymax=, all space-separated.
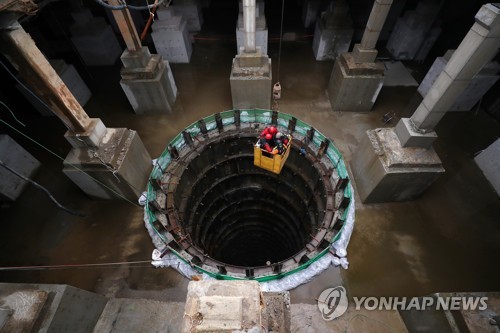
xmin=312 ymin=14 xmax=353 ymax=61
xmin=351 ymin=128 xmax=444 ymax=203
xmin=302 ymin=0 xmax=322 ymax=28
xmin=395 ymin=118 xmax=437 ymax=148
xmin=0 ymin=135 xmax=41 ymax=201
xmin=327 ymin=53 xmax=384 ymax=112
xmin=475 ymin=138 xmax=500 ymax=196
xmin=70 ymin=12 xmax=121 ymax=66
xmin=0 ymin=283 xmax=107 ymax=333
xmin=64 ymin=118 xmax=107 ymax=148
xmin=63 ymin=128 xmax=152 ymax=200
xmin=119 ymin=49 xmax=177 ymax=114
xmin=182 ymin=281 xmax=262 ymax=333
xmin=50 ymin=59 xmax=91 ymax=106
xmin=152 ymin=12 xmax=192 ymax=63
xmin=172 ymin=0 xmax=203 ymax=32
xmin=352 ymin=44 xmax=378 ymax=63
xmin=236 ymin=14 xmax=268 ymax=55
xmin=230 ymin=53 xmax=272 ymax=109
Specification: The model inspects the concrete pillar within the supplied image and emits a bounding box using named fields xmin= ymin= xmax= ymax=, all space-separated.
xmin=0 ymin=22 xmax=152 ymax=201
xmin=418 ymin=50 xmax=500 ymax=112
xmin=351 ymin=3 xmax=500 ymax=203
xmin=230 ymin=0 xmax=272 ymax=109
xmin=69 ymin=8 xmax=122 ymax=66
xmin=397 ymin=3 xmax=500 ymax=148
xmin=108 ymin=0 xmax=177 ymax=114
xmin=236 ymin=0 xmax=268 ymax=55
xmin=152 ymin=7 xmax=192 ymax=63
xmin=312 ymin=0 xmax=354 ymax=61
xmin=172 ymin=0 xmax=203 ymax=32
xmin=475 ymin=138 xmax=500 ymax=196
xmin=327 ymin=0 xmax=392 ymax=112
xmin=386 ymin=0 xmax=442 ymax=61
xmin=0 ymin=135 xmax=41 ymax=201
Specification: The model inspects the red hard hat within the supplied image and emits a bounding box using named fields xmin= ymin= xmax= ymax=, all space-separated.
xmin=269 ymin=126 xmax=277 ymax=134
xmin=265 ymin=133 xmax=273 ymax=140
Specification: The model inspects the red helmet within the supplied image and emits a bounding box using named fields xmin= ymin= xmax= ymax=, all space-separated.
xmin=265 ymin=133 xmax=272 ymax=140
xmin=269 ymin=126 xmax=277 ymax=135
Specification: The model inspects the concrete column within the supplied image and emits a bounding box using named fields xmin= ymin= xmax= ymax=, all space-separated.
xmin=359 ymin=0 xmax=392 ymax=52
xmin=243 ymin=0 xmax=256 ymax=53
xmin=108 ymin=0 xmax=177 ymax=114
xmin=237 ymin=0 xmax=268 ymax=55
xmin=396 ymin=3 xmax=500 ymax=148
xmin=0 ymin=22 xmax=152 ymax=201
xmin=327 ymin=0 xmax=392 ymax=112
xmin=418 ymin=50 xmax=500 ymax=112
xmin=230 ymin=0 xmax=272 ymax=109
xmin=350 ymin=3 xmax=500 ymax=203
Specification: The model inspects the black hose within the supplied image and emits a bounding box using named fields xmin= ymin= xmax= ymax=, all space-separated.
xmin=0 ymin=160 xmax=86 ymax=217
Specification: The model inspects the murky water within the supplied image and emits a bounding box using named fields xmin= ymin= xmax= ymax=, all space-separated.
xmin=1 ymin=4 xmax=499 ymax=307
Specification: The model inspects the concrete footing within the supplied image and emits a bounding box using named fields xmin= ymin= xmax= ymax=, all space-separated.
xmin=119 ymin=47 xmax=177 ymax=114
xmin=152 ymin=8 xmax=192 ymax=64
xmin=69 ymin=9 xmax=122 ymax=66
xmin=0 ymin=283 xmax=106 ymax=332
xmin=475 ymin=138 xmax=500 ymax=196
xmin=63 ymin=128 xmax=152 ymax=200
xmin=418 ymin=51 xmax=500 ymax=111
xmin=230 ymin=50 xmax=272 ymax=109
xmin=0 ymin=135 xmax=41 ymax=201
xmin=351 ymin=128 xmax=444 ymax=203
xmin=182 ymin=280 xmax=290 ymax=333
xmin=172 ymin=0 xmax=203 ymax=32
xmin=327 ymin=52 xmax=384 ymax=111
xmin=236 ymin=13 xmax=268 ymax=56
xmin=312 ymin=1 xmax=353 ymax=61
xmin=386 ymin=1 xmax=441 ymax=61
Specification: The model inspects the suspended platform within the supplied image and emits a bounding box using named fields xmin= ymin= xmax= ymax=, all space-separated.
xmin=253 ymin=137 xmax=292 ymax=175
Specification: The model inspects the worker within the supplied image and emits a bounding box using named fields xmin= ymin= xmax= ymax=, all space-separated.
xmin=259 ymin=125 xmax=278 ymax=139
xmin=275 ymin=132 xmax=290 ymax=155
xmin=257 ymin=133 xmax=274 ymax=153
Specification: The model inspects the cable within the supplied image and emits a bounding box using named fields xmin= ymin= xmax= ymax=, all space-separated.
xmin=277 ymin=0 xmax=285 ymax=82
xmin=94 ymin=0 xmax=165 ymax=11
xmin=0 ymin=160 xmax=86 ymax=217
xmin=0 ymin=260 xmax=154 ymax=271
xmin=0 ymin=100 xmax=25 ymax=127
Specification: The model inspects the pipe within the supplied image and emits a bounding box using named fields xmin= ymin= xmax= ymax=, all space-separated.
xmin=242 ymin=0 xmax=256 ymax=53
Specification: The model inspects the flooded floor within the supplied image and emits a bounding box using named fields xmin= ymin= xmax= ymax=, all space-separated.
xmin=0 ymin=26 xmax=499 ymax=307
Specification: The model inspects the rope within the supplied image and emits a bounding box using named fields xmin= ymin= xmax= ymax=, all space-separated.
xmin=277 ymin=0 xmax=285 ymax=82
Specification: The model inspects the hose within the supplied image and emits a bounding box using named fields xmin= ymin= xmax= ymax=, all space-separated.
xmin=94 ymin=0 xmax=165 ymax=11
